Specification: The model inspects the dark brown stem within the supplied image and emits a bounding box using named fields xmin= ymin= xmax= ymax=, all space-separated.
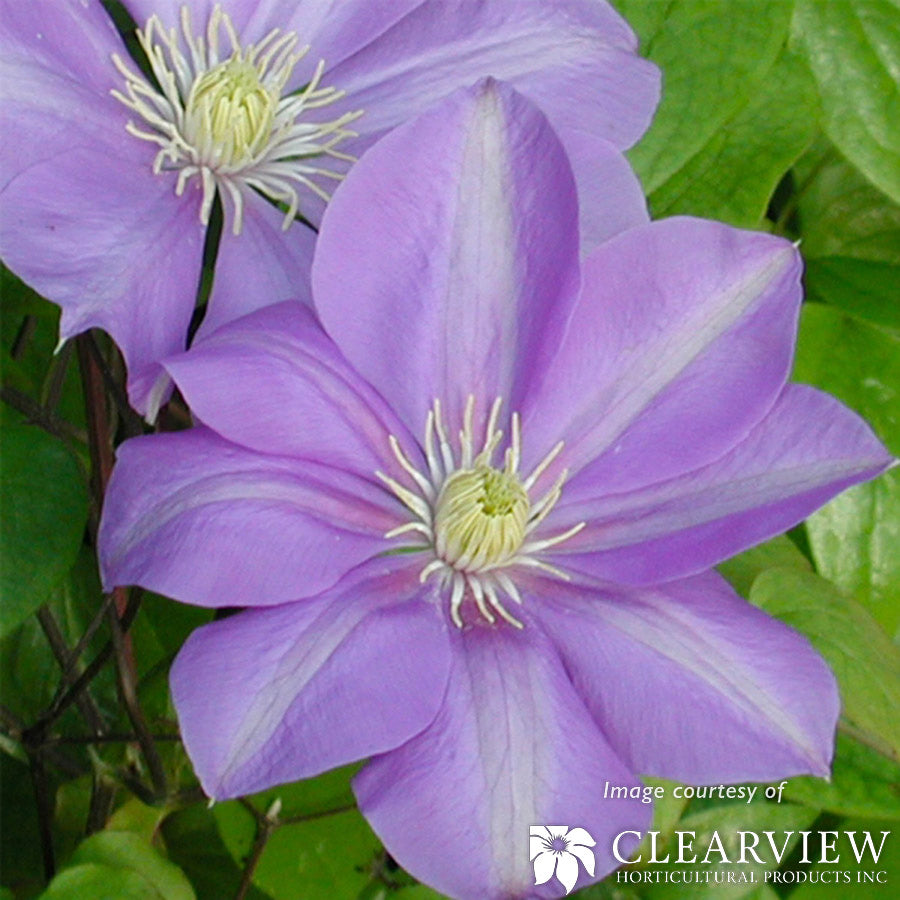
xmin=106 ymin=598 xmax=168 ymax=799
xmin=30 ymin=589 xmax=142 ymax=736
xmin=0 ymin=385 xmax=87 ymax=447
xmin=234 ymin=808 xmax=277 ymax=900
xmin=36 ymin=606 xmax=106 ymax=737
xmin=26 ymin=748 xmax=56 ymax=881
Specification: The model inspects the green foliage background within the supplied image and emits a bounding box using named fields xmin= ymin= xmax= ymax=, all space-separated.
xmin=1 ymin=1 xmax=898 ymax=898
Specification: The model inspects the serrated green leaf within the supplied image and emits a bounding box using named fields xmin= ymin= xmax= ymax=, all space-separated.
xmin=750 ymin=568 xmax=900 ymax=762
xmin=626 ymin=0 xmax=794 ymax=195
xmin=792 ymin=304 xmax=900 ymax=638
xmin=68 ymin=831 xmax=195 ymax=900
xmin=648 ymin=50 xmax=818 ymax=227
xmin=785 ymin=733 xmax=900 ymax=820
xmin=794 ymin=0 xmax=900 ymax=204
xmin=0 ymin=423 xmax=89 ymax=637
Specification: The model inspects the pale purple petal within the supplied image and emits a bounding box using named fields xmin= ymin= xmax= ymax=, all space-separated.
xmin=1 ymin=0 xmax=127 ymax=103
xmin=536 ymin=570 xmax=840 ymax=782
xmin=171 ymin=558 xmax=449 ymax=799
xmin=523 ymin=217 xmax=803 ymax=485
xmin=0 ymin=0 xmax=204 ymax=415
xmin=354 ymin=624 xmax=649 ymax=899
xmin=166 ymin=302 xmax=417 ymax=478
xmin=196 ymin=195 xmax=317 ymax=339
xmin=327 ymin=0 xmax=659 ymax=151
xmin=548 ymin=384 xmax=893 ymax=583
xmin=557 ymin=132 xmax=649 ymax=253
xmin=1 ymin=144 xmax=203 ymax=415
xmin=124 ymin=0 xmax=422 ymax=87
xmin=314 ymin=79 xmax=581 ymax=438
xmin=99 ymin=428 xmax=395 ymax=606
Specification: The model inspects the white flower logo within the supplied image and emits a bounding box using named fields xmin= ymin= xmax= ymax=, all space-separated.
xmin=530 ymin=825 xmax=596 ymax=894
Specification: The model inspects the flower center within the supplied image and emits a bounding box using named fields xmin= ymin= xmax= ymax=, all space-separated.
xmin=186 ymin=58 xmax=276 ymax=166
xmin=434 ymin=466 xmax=529 ymax=571
xmin=378 ymin=397 xmax=584 ymax=629
xmin=111 ymin=4 xmax=363 ymax=234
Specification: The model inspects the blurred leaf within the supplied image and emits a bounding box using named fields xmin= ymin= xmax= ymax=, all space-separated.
xmin=625 ymin=0 xmax=794 ymax=195
xmin=65 ymin=831 xmax=194 ymax=900
xmin=161 ymin=805 xmax=271 ymax=900
xmin=795 ymin=140 xmax=900 ymax=264
xmin=641 ymin=802 xmax=818 ymax=899
xmin=0 ymin=423 xmax=89 ymax=637
xmin=787 ymin=818 xmax=900 ymax=898
xmin=785 ymin=733 xmax=900 ymax=820
xmin=805 ymin=257 xmax=900 ymax=334
xmin=718 ymin=535 xmax=812 ymax=598
xmin=793 ymin=304 xmax=900 ymax=639
xmin=794 ymin=0 xmax=900 ymax=204
xmin=38 ymin=863 xmax=163 ymax=899
xmin=751 ymin=568 xmax=900 ymax=762
xmin=213 ymin=800 xmax=381 ymax=900
xmin=648 ymin=50 xmax=818 ymax=227
xmin=108 ymin=797 xmax=170 ymax=843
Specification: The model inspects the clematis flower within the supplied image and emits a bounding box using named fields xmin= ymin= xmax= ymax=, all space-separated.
xmin=99 ymin=82 xmax=892 ymax=898
xmin=0 ymin=0 xmax=659 ymax=416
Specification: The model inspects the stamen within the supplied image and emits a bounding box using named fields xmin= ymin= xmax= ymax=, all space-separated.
xmin=378 ymin=394 xmax=582 ymax=630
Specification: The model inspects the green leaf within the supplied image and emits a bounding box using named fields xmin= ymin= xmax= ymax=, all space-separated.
xmin=67 ymin=831 xmax=195 ymax=900
xmin=39 ymin=863 xmax=164 ymax=900
xmin=161 ymin=805 xmax=272 ymax=900
xmin=785 ymin=733 xmax=900 ymax=820
xmin=750 ymin=567 xmax=900 ymax=762
xmin=647 ymin=49 xmax=818 ymax=227
xmin=792 ymin=304 xmax=900 ymax=638
xmin=795 ymin=140 xmax=900 ymax=265
xmin=626 ymin=0 xmax=794 ymax=195
xmin=717 ymin=535 xmax=812 ymax=599
xmin=213 ymin=800 xmax=381 ymax=900
xmin=794 ymin=0 xmax=900 ymax=204
xmin=0 ymin=423 xmax=89 ymax=637
xmin=805 ymin=257 xmax=900 ymax=333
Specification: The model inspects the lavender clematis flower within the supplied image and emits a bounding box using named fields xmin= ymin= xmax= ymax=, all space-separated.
xmin=0 ymin=0 xmax=658 ymax=417
xmin=99 ymin=82 xmax=893 ymax=898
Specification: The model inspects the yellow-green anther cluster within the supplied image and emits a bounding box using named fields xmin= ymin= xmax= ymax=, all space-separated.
xmin=434 ymin=465 xmax=529 ymax=571
xmin=187 ymin=58 xmax=276 ymax=166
